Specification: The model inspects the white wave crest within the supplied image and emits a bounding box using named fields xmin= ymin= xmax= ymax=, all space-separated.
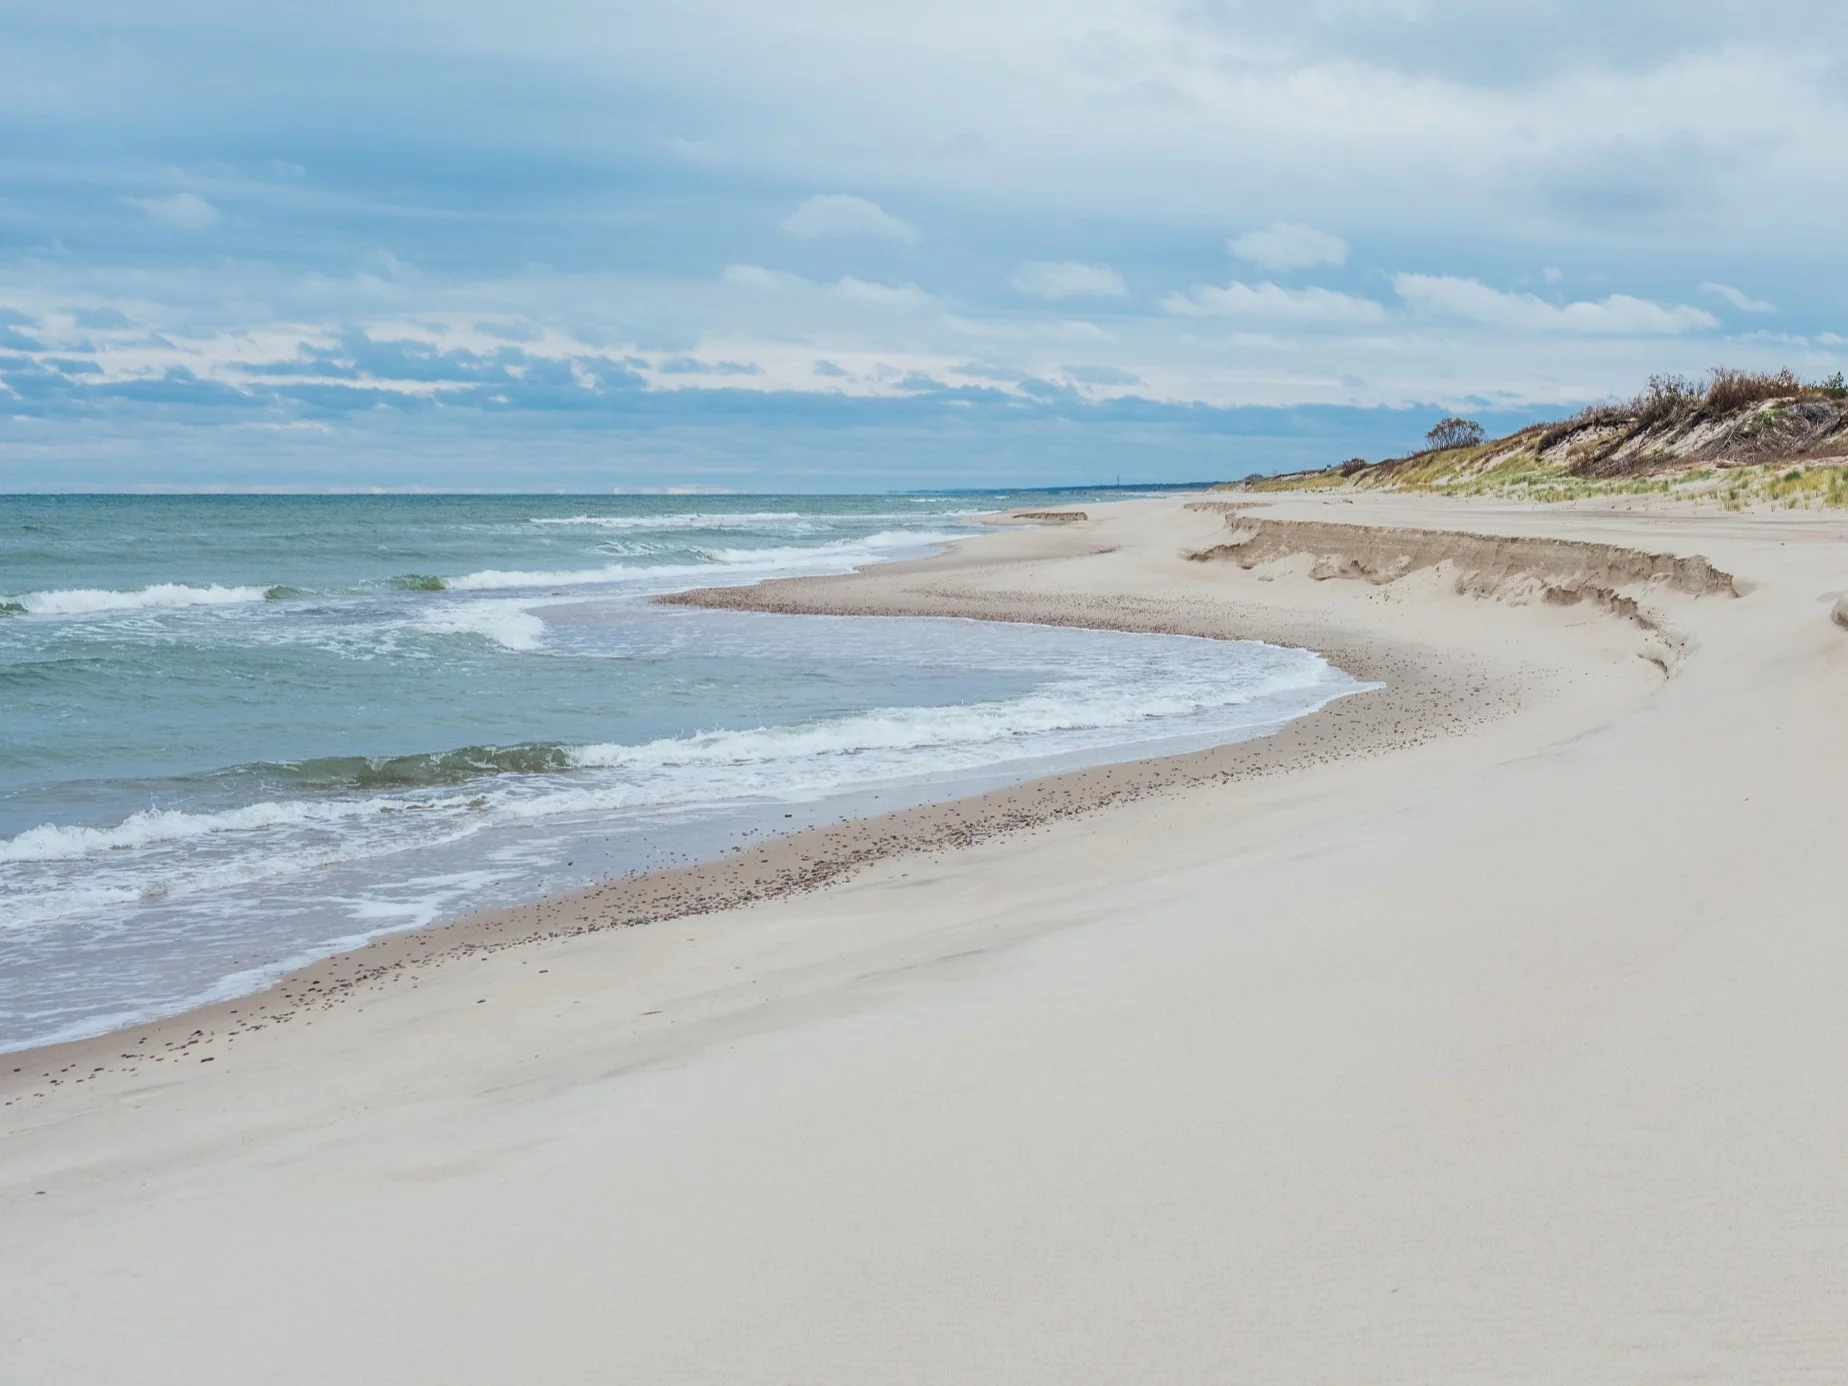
xmin=528 ymin=511 xmax=806 ymax=530
xmin=9 ymin=583 xmax=270 ymax=617
xmin=1 ymin=647 xmax=1335 ymax=867
xmin=705 ymin=530 xmax=967 ymax=566
xmin=414 ymin=602 xmax=546 ymax=651
xmin=0 ymin=798 xmax=376 ymax=865
xmin=447 ymin=529 xmax=966 ymax=592
xmin=563 ymin=672 xmax=1321 ymax=777
xmin=447 ymin=564 xmax=643 ymax=591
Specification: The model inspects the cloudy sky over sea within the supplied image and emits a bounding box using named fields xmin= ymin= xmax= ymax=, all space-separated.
xmin=3 ymin=0 xmax=1844 ymax=489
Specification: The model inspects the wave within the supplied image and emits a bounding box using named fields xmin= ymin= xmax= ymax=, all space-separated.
xmin=528 ymin=511 xmax=806 ymax=530
xmin=563 ymin=675 xmax=1324 ymax=775
xmin=0 ymin=797 xmax=386 ymax=865
xmin=527 ymin=511 xmax=961 ymax=531
xmin=0 ymin=527 xmax=960 ymax=622
xmin=1 ymin=651 xmax=1338 ymax=868
xmin=413 ymin=602 xmax=546 ymax=651
xmin=5 ymin=582 xmax=271 ymax=617
xmin=445 ymin=529 xmax=966 ymax=593
xmin=166 ymin=650 xmax=1321 ymax=793
xmin=447 ymin=563 xmax=669 ymax=591
xmin=705 ymin=529 xmax=968 ymax=566
xmin=276 ymin=742 xmax=576 ymax=788
xmin=0 ymin=524 xmax=963 ymax=626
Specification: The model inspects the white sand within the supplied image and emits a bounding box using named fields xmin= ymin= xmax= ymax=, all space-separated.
xmin=4 ymin=494 xmax=1846 ymax=1382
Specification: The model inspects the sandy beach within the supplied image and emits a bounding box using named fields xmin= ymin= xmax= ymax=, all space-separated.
xmin=4 ymin=492 xmax=1846 ymax=1382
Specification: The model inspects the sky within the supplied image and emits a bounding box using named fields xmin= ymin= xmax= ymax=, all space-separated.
xmin=2 ymin=0 xmax=1845 ymax=491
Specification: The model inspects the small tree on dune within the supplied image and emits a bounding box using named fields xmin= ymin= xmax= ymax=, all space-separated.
xmin=1425 ymin=417 xmax=1486 ymax=450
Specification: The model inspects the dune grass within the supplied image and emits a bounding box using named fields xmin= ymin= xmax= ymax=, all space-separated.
xmin=1243 ymin=458 xmax=1848 ymax=510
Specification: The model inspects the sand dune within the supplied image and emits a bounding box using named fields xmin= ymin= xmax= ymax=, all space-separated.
xmin=4 ymin=493 xmax=1845 ymax=1383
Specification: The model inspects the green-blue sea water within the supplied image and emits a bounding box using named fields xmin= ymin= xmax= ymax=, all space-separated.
xmin=0 ymin=493 xmax=1359 ymax=1049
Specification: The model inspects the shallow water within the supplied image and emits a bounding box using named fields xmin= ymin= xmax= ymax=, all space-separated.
xmin=0 ymin=493 xmax=1362 ymax=1050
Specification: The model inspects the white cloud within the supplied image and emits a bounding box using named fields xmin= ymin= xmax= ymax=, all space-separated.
xmin=124 ymin=192 xmax=219 ymax=229
xmin=1010 ymin=260 xmax=1127 ymax=299
xmin=1229 ymin=223 xmax=1349 ymax=272
xmin=781 ymin=194 xmax=918 ymax=243
xmin=296 ymin=2 xmax=1848 ymax=255
xmin=1699 ymin=281 xmax=1776 ymax=313
xmin=1394 ymin=274 xmax=1717 ymax=334
xmin=1163 ymin=280 xmax=1385 ymax=325
xmin=721 ymin=264 xmax=931 ymax=310
xmin=832 ymin=276 xmax=931 ymax=309
xmin=721 ymin=263 xmax=808 ymax=292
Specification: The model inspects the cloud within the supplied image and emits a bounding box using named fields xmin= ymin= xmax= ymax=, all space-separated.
xmin=1700 ymin=281 xmax=1776 ymax=313
xmin=6 ymin=0 xmax=1838 ymax=489
xmin=721 ymin=263 xmax=808 ymax=292
xmin=71 ymin=306 xmax=135 ymax=329
xmin=1010 ymin=261 xmax=1128 ymax=299
xmin=1394 ymin=274 xmax=1717 ymax=334
xmin=832 ymin=276 xmax=931 ymax=309
xmin=123 ymin=192 xmax=220 ymax=229
xmin=780 ymin=194 xmax=918 ymax=242
xmin=1059 ymin=363 xmax=1142 ymax=385
xmin=1230 ymin=223 xmax=1349 ymax=272
xmin=1163 ymin=280 xmax=1385 ymax=325
xmin=719 ymin=265 xmax=932 ymax=314
xmin=1528 ymin=135 xmax=1717 ymax=225
xmin=654 ymin=356 xmax=761 ymax=375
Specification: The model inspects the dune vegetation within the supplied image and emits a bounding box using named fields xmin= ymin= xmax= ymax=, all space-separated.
xmin=1235 ymin=368 xmax=1848 ymax=508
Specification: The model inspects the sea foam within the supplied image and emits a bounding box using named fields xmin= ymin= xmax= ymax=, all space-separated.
xmin=0 ymin=797 xmax=383 ymax=865
xmin=9 ymin=583 xmax=270 ymax=617
xmin=446 ymin=530 xmax=966 ymax=592
xmin=1 ymin=641 xmax=1337 ymax=870
xmin=414 ymin=602 xmax=547 ymax=651
xmin=528 ymin=511 xmax=807 ymax=529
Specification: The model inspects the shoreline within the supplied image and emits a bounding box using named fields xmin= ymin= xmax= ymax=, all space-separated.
xmin=3 ymin=505 xmax=1504 ymax=1088
xmin=17 ymin=491 xmax=1840 ymax=1381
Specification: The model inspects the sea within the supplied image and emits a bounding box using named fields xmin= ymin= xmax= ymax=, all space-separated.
xmin=0 ymin=493 xmax=1364 ymax=1052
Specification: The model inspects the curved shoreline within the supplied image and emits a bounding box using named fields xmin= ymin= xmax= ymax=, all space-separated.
xmin=1 ymin=504 xmax=1515 ymax=1085
xmin=21 ymin=491 xmax=1845 ymax=1381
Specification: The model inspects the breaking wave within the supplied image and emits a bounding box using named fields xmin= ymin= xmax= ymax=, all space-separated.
xmin=412 ymin=602 xmax=547 ymax=651
xmin=0 ymin=798 xmax=379 ymax=865
xmin=277 ymin=743 xmax=577 ymax=788
xmin=5 ymin=583 xmax=271 ymax=617
xmin=528 ymin=511 xmax=807 ymax=529
xmin=1 ymin=644 xmax=1342 ymax=871
xmin=446 ymin=530 xmax=965 ymax=592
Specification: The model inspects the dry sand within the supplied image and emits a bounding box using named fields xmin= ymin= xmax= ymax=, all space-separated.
xmin=3 ymin=493 xmax=1846 ymax=1382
